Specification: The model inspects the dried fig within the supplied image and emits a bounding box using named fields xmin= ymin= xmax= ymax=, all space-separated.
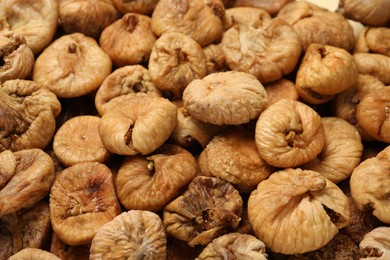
xmin=296 ymin=44 xmax=358 ymax=105
xmin=233 ymin=0 xmax=294 ymax=16
xmin=359 ymin=227 xmax=390 ymax=259
xmin=0 ymin=149 xmax=55 ymax=217
xmin=33 ymin=33 xmax=112 ymax=98
xmin=98 ymin=95 xmax=177 ymax=155
xmin=151 ymin=0 xmax=224 ymax=47
xmin=221 ymin=18 xmax=301 ymax=83
xmin=198 ymin=127 xmax=273 ymax=193
xmin=337 ymin=0 xmax=390 ymax=26
xmin=203 ymin=43 xmax=227 ymax=74
xmin=264 ymin=79 xmax=298 ymax=107
xmin=255 ymin=99 xmax=325 ymax=168
xmin=49 ymin=162 xmax=122 ymax=245
xmin=163 ymin=176 xmax=243 ymax=247
xmin=0 ymin=79 xmax=61 ymax=152
xmin=301 ymin=117 xmax=363 ymax=183
xmin=182 ymin=71 xmax=268 ymax=125
xmin=116 ymin=144 xmax=197 ymax=212
xmin=196 ymin=233 xmax=267 ymax=260
xmin=50 ymin=233 xmax=90 ymax=260
xmin=99 ymin=13 xmax=156 ymax=67
xmin=0 ymin=0 xmax=58 ymax=55
xmin=9 ymin=248 xmax=61 ymax=260
xmin=53 ymin=115 xmax=111 ymax=167
xmin=353 ymin=53 xmax=390 ymax=85
xmin=248 ymin=168 xmax=351 ymax=254
xmin=90 ymin=210 xmax=167 ymax=259
xmin=148 ymin=32 xmax=207 ymax=98
xmin=222 ymin=7 xmax=271 ymax=30
xmin=112 ymin=0 xmax=159 ymax=15
xmin=58 ymin=0 xmax=119 ymax=39
xmin=350 ymin=145 xmax=390 ymax=224
xmin=356 ymin=87 xmax=390 ymax=143
xmin=0 ymin=30 xmax=34 ymax=83
xmin=354 ymin=27 xmax=390 ymax=56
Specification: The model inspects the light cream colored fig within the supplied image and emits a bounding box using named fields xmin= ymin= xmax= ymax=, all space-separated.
xmin=354 ymin=27 xmax=390 ymax=56
xmin=337 ymin=0 xmax=390 ymax=26
xmin=255 ymin=99 xmax=325 ymax=168
xmin=9 ymin=248 xmax=61 ymax=260
xmin=98 ymin=95 xmax=177 ymax=155
xmin=90 ymin=210 xmax=167 ymax=260
xmin=233 ymin=0 xmax=294 ymax=16
xmin=222 ymin=7 xmax=271 ymax=30
xmin=112 ymin=0 xmax=159 ymax=15
xmin=264 ymin=79 xmax=298 ymax=107
xmin=33 ymin=33 xmax=112 ymax=98
xmin=183 ymin=71 xmax=268 ymax=125
xmin=49 ymin=162 xmax=122 ymax=246
xmin=248 ymin=168 xmax=351 ymax=255
xmin=359 ymin=227 xmax=390 ymax=259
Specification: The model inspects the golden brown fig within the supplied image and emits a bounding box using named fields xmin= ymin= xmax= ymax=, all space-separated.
xmin=353 ymin=53 xmax=390 ymax=85
xmin=354 ymin=27 xmax=390 ymax=56
xmin=33 ymin=33 xmax=112 ymax=98
xmin=99 ymin=13 xmax=156 ymax=67
xmin=9 ymin=248 xmax=61 ymax=260
xmin=183 ymin=71 xmax=268 ymax=125
xmin=0 ymin=149 xmax=55 ymax=217
xmin=264 ymin=79 xmax=298 ymax=107
xmin=203 ymin=44 xmax=227 ymax=74
xmin=222 ymin=7 xmax=271 ymax=30
xmin=49 ymin=162 xmax=122 ymax=245
xmin=116 ymin=144 xmax=197 ymax=212
xmin=163 ymin=176 xmax=243 ymax=247
xmin=233 ymin=0 xmax=294 ymax=16
xmin=50 ymin=233 xmax=90 ymax=260
xmin=255 ymin=99 xmax=325 ymax=168
xmin=359 ymin=227 xmax=390 ymax=259
xmin=112 ymin=0 xmax=159 ymax=15
xmin=53 ymin=116 xmax=111 ymax=167
xmin=248 ymin=168 xmax=351 ymax=255
xmin=337 ymin=0 xmax=390 ymax=26
xmin=58 ymin=0 xmax=119 ymax=39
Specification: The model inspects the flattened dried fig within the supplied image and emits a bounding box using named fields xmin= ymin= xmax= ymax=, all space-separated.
xmin=90 ymin=210 xmax=166 ymax=259
xmin=0 ymin=79 xmax=61 ymax=151
xmin=58 ymin=0 xmax=119 ymax=39
xmin=163 ymin=176 xmax=243 ymax=247
xmin=353 ymin=53 xmax=390 ymax=85
xmin=116 ymin=144 xmax=197 ymax=212
xmin=354 ymin=27 xmax=390 ymax=56
xmin=196 ymin=233 xmax=267 ymax=260
xmin=151 ymin=0 xmax=224 ymax=47
xmin=183 ymin=71 xmax=268 ymax=125
xmin=337 ymin=0 xmax=390 ymax=26
xmin=233 ymin=0 xmax=294 ymax=16
xmin=221 ymin=18 xmax=301 ymax=83
xmin=222 ymin=7 xmax=271 ymax=30
xmin=359 ymin=227 xmax=390 ymax=259
xmin=98 ymin=95 xmax=177 ymax=155
xmin=112 ymin=0 xmax=159 ymax=15
xmin=296 ymin=44 xmax=358 ymax=105
xmin=99 ymin=13 xmax=156 ymax=67
xmin=0 ymin=149 xmax=55 ymax=217
xmin=203 ymin=44 xmax=227 ymax=74
xmin=9 ymin=248 xmax=61 ymax=260
xmin=50 ymin=162 xmax=121 ymax=245
xmin=53 ymin=116 xmax=111 ymax=167
xmin=199 ymin=127 xmax=273 ymax=193
xmin=148 ymin=32 xmax=207 ymax=98
xmin=0 ymin=30 xmax=34 ymax=83
xmin=33 ymin=33 xmax=112 ymax=98
xmin=50 ymin=233 xmax=90 ymax=260
xmin=0 ymin=0 xmax=58 ymax=55
xmin=255 ymin=99 xmax=325 ymax=168
xmin=248 ymin=168 xmax=351 ymax=254
xmin=264 ymin=79 xmax=298 ymax=107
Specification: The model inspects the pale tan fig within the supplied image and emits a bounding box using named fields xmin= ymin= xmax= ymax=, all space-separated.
xmin=9 ymin=248 xmax=61 ymax=260
xmin=359 ymin=227 xmax=390 ymax=259
xmin=264 ymin=79 xmax=298 ymax=107
xmin=50 ymin=233 xmax=90 ymax=260
xmin=0 ymin=0 xmax=58 ymax=55
xmin=33 ymin=33 xmax=112 ymax=98
xmin=98 ymin=95 xmax=177 ymax=155
xmin=296 ymin=44 xmax=358 ymax=105
xmin=354 ymin=27 xmax=390 ymax=56
xmin=222 ymin=7 xmax=271 ymax=30
xmin=95 ymin=65 xmax=162 ymax=116
xmin=356 ymin=88 xmax=390 ymax=143
xmin=53 ymin=116 xmax=111 ymax=167
xmin=301 ymin=117 xmax=363 ymax=183
xmin=163 ymin=176 xmax=243 ymax=247
xmin=112 ymin=0 xmax=159 ymax=15
xmin=255 ymin=99 xmax=325 ymax=168
xmin=148 ymin=32 xmax=207 ymax=98
xmin=0 ymin=149 xmax=54 ymax=217
xmin=222 ymin=18 xmax=301 ymax=83
xmin=0 ymin=79 xmax=61 ymax=151
xmin=0 ymin=30 xmax=34 ymax=83
xmin=196 ymin=233 xmax=267 ymax=260
xmin=151 ymin=0 xmax=224 ymax=47
xmin=49 ymin=162 xmax=122 ymax=245
xmin=350 ymin=146 xmax=390 ymax=224
xmin=248 ymin=168 xmax=351 ymax=255
xmin=90 ymin=210 xmax=167 ymax=260
xmin=199 ymin=127 xmax=273 ymax=193
xmin=233 ymin=0 xmax=294 ymax=16
xmin=183 ymin=71 xmax=268 ymax=125
xmin=337 ymin=0 xmax=390 ymax=26
xmin=58 ymin=0 xmax=119 ymax=39
xmin=353 ymin=53 xmax=390 ymax=85
xmin=203 ymin=44 xmax=227 ymax=74
xmin=99 ymin=13 xmax=156 ymax=67
xmin=277 ymin=1 xmax=355 ymax=52
xmin=116 ymin=144 xmax=197 ymax=212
